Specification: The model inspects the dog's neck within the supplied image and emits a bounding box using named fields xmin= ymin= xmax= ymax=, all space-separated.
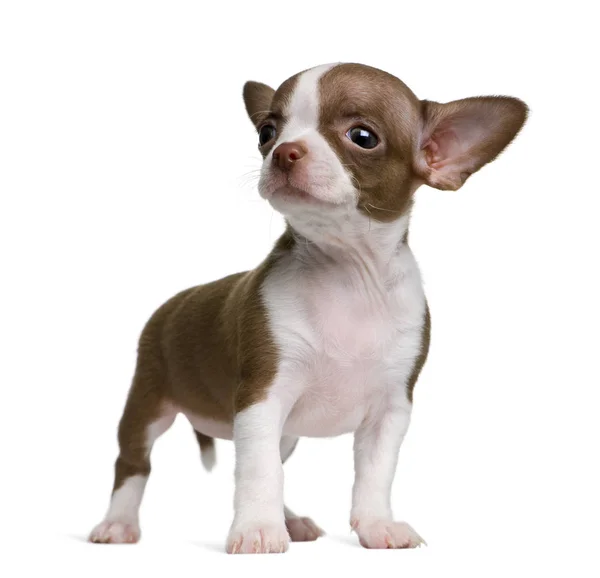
xmin=283 ymin=207 xmax=412 ymax=287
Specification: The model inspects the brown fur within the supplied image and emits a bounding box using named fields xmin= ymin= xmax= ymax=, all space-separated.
xmin=111 ymin=231 xmax=296 ymax=491
xmin=318 ymin=63 xmax=422 ymax=223
xmin=244 ymin=73 xmax=300 ymax=158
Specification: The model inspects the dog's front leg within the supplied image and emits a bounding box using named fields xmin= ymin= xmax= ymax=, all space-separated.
xmin=350 ymin=405 xmax=425 ymax=549
xmin=226 ymin=396 xmax=290 ymax=554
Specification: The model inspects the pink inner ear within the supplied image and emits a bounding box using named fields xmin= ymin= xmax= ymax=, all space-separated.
xmin=424 ymin=116 xmax=485 ymax=170
xmin=417 ymin=96 xmax=527 ymax=191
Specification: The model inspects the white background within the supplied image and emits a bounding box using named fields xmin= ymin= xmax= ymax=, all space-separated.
xmin=1 ymin=1 xmax=599 ymax=576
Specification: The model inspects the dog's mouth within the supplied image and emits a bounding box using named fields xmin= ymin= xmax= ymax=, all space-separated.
xmin=271 ymin=185 xmax=324 ymax=204
xmin=261 ymin=171 xmax=353 ymax=208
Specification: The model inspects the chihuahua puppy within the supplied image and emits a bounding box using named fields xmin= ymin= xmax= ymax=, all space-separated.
xmin=89 ymin=63 xmax=527 ymax=553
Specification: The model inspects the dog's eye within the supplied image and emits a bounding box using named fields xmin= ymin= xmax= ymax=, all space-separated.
xmin=259 ymin=125 xmax=277 ymax=146
xmin=346 ymin=127 xmax=379 ymax=149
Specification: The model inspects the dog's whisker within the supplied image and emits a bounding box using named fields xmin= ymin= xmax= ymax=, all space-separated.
xmin=367 ymin=203 xmax=404 ymax=214
xmin=362 ymin=203 xmax=373 ymax=233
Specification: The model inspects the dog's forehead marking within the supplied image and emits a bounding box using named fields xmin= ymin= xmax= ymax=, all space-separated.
xmin=282 ymin=63 xmax=337 ymax=131
xmin=267 ymin=64 xmax=339 ymax=154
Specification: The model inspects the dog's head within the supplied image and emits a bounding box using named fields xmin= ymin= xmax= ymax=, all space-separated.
xmin=243 ymin=63 xmax=527 ymax=233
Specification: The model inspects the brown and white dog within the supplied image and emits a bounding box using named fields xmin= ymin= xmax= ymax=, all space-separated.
xmin=89 ymin=63 xmax=527 ymax=553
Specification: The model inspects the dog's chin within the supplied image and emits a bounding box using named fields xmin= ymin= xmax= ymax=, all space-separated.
xmin=263 ymin=185 xmax=325 ymax=214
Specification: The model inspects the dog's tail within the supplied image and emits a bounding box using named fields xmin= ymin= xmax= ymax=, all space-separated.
xmin=193 ymin=430 xmax=216 ymax=471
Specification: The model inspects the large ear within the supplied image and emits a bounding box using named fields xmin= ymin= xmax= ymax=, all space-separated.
xmin=243 ymin=81 xmax=275 ymax=129
xmin=414 ymin=96 xmax=528 ymax=190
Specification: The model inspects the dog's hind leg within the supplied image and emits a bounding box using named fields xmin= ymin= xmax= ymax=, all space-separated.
xmin=89 ymin=320 xmax=177 ymax=544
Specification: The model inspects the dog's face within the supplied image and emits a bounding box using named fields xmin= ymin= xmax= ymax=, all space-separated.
xmin=244 ymin=63 xmax=527 ymax=226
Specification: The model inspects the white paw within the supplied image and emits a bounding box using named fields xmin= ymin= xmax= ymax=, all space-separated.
xmin=285 ymin=516 xmax=324 ymax=542
xmin=351 ymin=518 xmax=425 ymax=549
xmin=88 ymin=520 xmax=140 ymax=544
xmin=226 ymin=521 xmax=290 ymax=554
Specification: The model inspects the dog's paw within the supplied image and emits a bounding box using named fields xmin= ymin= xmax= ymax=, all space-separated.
xmin=88 ymin=520 xmax=140 ymax=544
xmin=285 ymin=516 xmax=324 ymax=542
xmin=351 ymin=518 xmax=425 ymax=549
xmin=226 ymin=521 xmax=290 ymax=554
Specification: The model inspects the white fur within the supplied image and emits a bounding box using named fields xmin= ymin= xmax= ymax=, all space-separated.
xmin=351 ymin=408 xmax=411 ymax=521
xmin=264 ymin=214 xmax=424 ymax=439
xmin=227 ymin=396 xmax=293 ymax=553
xmin=227 ymin=64 xmax=428 ymax=552
xmin=104 ymin=474 xmax=147 ymax=522
xmin=89 ymin=475 xmax=146 ymax=543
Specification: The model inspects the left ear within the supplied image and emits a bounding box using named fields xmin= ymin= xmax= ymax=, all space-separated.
xmin=243 ymin=81 xmax=275 ymax=130
xmin=414 ymin=96 xmax=528 ymax=190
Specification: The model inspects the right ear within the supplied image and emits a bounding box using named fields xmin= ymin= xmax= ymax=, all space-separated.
xmin=243 ymin=81 xmax=275 ymax=129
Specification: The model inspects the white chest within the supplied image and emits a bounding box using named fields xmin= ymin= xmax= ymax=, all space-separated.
xmin=263 ymin=243 xmax=426 ymax=438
